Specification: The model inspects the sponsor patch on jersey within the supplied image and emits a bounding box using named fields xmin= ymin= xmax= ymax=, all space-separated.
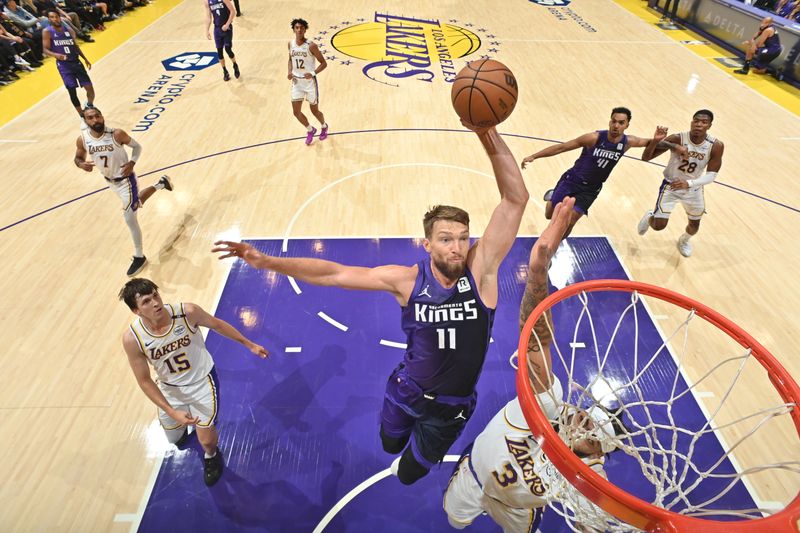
xmin=174 ymin=324 xmax=186 ymax=336
xmin=457 ymin=277 xmax=470 ymax=293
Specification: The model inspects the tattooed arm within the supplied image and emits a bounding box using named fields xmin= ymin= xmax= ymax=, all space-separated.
xmin=519 ymin=197 xmax=575 ymax=394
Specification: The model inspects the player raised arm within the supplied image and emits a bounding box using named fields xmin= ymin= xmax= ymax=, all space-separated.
xmin=212 ymin=241 xmax=417 ymax=305
xmin=122 ymin=330 xmax=200 ymax=426
xmin=641 ymin=127 xmax=686 ymax=161
xmin=73 ymin=135 xmax=94 ymax=171
xmin=519 ymin=197 xmax=575 ymax=393
xmin=521 ymin=132 xmax=598 ymax=169
xmin=464 ymin=124 xmax=530 ymax=307
xmin=182 ymin=302 xmax=269 ymax=358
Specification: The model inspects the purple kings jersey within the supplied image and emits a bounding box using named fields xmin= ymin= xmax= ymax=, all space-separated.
xmin=48 ymin=25 xmax=78 ymax=62
xmin=400 ymin=258 xmax=495 ymax=396
xmin=207 ymin=0 xmax=230 ymax=27
xmin=564 ymin=130 xmax=628 ymax=190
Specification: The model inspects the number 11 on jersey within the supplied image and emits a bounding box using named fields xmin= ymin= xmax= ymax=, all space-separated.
xmin=437 ymin=328 xmax=456 ymax=349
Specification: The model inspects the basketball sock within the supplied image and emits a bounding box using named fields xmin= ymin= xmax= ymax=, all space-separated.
xmin=682 ymin=232 xmax=692 ymax=241
xmin=123 ymin=209 xmax=144 ymax=257
xmin=154 ymin=181 xmax=165 ymax=190
xmin=321 ymin=122 xmax=328 ymax=129
xmin=204 ymin=449 xmax=217 ymax=459
xmin=306 ymin=125 xmax=314 ymax=132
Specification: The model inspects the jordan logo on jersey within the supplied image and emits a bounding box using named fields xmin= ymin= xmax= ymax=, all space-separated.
xmin=417 ymin=284 xmax=432 ymax=298
xmin=454 ymin=410 xmax=466 ymax=420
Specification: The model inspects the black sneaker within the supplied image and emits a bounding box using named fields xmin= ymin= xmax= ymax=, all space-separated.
xmin=203 ymin=449 xmax=224 ymax=486
xmin=233 ymin=63 xmax=240 ymax=79
xmin=126 ymin=256 xmax=147 ymax=277
xmin=223 ymin=69 xmax=230 ymax=82
xmin=543 ymin=189 xmax=554 ymax=202
xmin=174 ymin=427 xmax=190 ymax=448
xmin=158 ymin=175 xmax=173 ymax=191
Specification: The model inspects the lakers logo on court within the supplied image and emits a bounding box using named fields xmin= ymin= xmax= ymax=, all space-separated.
xmin=329 ymin=13 xmax=500 ymax=87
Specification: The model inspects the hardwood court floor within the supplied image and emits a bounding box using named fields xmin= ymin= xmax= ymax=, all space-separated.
xmin=0 ymin=1 xmax=797 ymax=531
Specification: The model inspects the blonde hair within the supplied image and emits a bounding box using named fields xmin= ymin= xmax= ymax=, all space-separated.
xmin=423 ymin=205 xmax=469 ymax=238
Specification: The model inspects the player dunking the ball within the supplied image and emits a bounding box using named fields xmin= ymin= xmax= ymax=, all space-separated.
xmin=205 ymin=0 xmax=239 ymax=81
xmin=637 ymin=110 xmax=725 ymax=257
xmin=74 ymin=107 xmax=173 ymax=276
xmin=288 ymin=18 xmax=328 ymax=145
xmin=213 ymin=122 xmax=529 ymax=485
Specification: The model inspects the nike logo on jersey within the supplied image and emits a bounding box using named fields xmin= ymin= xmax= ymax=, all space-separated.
xmin=145 ymin=340 xmax=154 ymax=347
xmin=417 ymin=284 xmax=431 ymax=298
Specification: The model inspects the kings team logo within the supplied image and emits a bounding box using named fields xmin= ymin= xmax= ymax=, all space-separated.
xmin=325 ymin=13 xmax=501 ymax=87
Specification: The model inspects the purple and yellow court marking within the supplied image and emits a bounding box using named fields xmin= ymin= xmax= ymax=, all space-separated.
xmin=137 ymin=237 xmax=758 ymax=532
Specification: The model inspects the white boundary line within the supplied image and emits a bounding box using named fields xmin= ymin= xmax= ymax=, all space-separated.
xmin=379 ymin=339 xmax=407 ymax=349
xmin=312 ymin=455 xmax=460 ymax=533
xmin=605 ymin=236 xmax=770 ymax=515
xmin=288 ymin=276 xmax=302 ymax=295
xmin=317 ymin=311 xmax=348 ymax=332
xmin=281 ymin=163 xmax=496 ymax=252
xmin=285 ymin=347 xmax=302 ymax=353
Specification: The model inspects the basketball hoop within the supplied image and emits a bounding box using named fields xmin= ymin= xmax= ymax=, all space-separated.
xmin=516 ymin=279 xmax=800 ymax=532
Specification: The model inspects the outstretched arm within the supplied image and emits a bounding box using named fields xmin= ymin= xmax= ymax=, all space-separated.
xmin=519 ymin=197 xmax=575 ymax=394
xmin=521 ymin=132 xmax=597 ymax=169
xmin=466 ymin=125 xmax=530 ymax=307
xmin=642 ymin=129 xmax=680 ymax=161
xmin=212 ymin=241 xmax=417 ymax=304
xmin=184 ymin=302 xmax=268 ymax=358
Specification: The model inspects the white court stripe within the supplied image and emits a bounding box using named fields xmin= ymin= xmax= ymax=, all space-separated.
xmin=131 ymin=38 xmax=290 ymax=43
xmin=318 ymin=312 xmax=348 ymax=331
xmin=569 ymin=342 xmax=586 ymax=348
xmin=285 ymin=347 xmax=302 ymax=353
xmin=113 ymin=514 xmax=137 ymax=522
xmin=0 ymin=139 xmax=38 ymax=143
xmin=288 ymin=276 xmax=302 ymax=295
xmin=379 ymin=339 xmax=407 ymax=349
xmin=694 ymin=391 xmax=715 ymax=398
xmin=651 ymin=315 xmax=669 ymax=320
xmin=503 ymin=39 xmax=674 ymax=44
xmin=313 ymin=455 xmax=459 ymax=533
xmin=282 ymin=163 xmax=494 ymax=252
xmin=780 ymin=137 xmax=800 ymax=141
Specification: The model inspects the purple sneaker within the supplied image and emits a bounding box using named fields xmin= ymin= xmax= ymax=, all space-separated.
xmin=319 ymin=125 xmax=329 ymax=141
xmin=305 ymin=127 xmax=317 ymax=145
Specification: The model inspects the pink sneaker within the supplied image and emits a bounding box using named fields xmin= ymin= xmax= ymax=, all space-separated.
xmin=319 ymin=125 xmax=329 ymax=141
xmin=305 ymin=127 xmax=317 ymax=145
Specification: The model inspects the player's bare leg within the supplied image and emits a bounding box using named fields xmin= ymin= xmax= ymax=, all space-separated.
xmin=310 ymin=103 xmax=328 ymax=140
xmin=196 ymin=426 xmax=223 ymax=486
xmin=294 ymin=100 xmax=316 ymax=145
xmin=85 ymin=85 xmax=95 ymax=107
xmin=139 ymin=175 xmax=173 ymax=205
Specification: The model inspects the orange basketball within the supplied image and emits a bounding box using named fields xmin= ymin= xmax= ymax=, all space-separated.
xmin=451 ymin=59 xmax=518 ymax=128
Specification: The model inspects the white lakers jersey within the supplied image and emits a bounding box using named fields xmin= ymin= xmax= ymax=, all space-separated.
xmin=471 ymin=396 xmax=606 ymax=510
xmin=289 ymin=39 xmax=316 ymax=78
xmin=81 ymin=127 xmax=130 ymax=180
xmin=663 ymin=131 xmax=716 ymax=184
xmin=129 ymin=303 xmax=214 ymax=386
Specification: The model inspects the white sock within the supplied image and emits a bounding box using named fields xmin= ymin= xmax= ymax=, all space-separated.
xmin=306 ymin=125 xmax=314 ymax=132
xmin=204 ymin=449 xmax=217 ymax=459
xmin=123 ymin=209 xmax=144 ymax=256
xmin=321 ymin=122 xmax=328 ymax=129
xmin=683 ymin=232 xmax=693 ymax=240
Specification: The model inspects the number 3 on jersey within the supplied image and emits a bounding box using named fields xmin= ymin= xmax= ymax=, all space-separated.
xmin=437 ymin=328 xmax=456 ymax=349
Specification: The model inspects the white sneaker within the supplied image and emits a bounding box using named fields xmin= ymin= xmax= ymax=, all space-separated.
xmin=390 ymin=456 xmax=401 ymax=476
xmin=677 ymin=234 xmax=693 ymax=257
xmin=637 ymin=210 xmax=653 ymax=235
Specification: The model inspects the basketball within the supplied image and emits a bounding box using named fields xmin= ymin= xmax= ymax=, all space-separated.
xmin=451 ymin=59 xmax=518 ymax=128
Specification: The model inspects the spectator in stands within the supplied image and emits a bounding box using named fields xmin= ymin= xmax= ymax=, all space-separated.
xmin=1 ymin=11 xmax=43 ymax=63
xmin=735 ymin=16 xmax=782 ymax=74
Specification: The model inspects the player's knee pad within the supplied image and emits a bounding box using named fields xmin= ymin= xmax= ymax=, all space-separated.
xmin=397 ymin=447 xmax=429 ymax=485
xmin=66 ymin=86 xmax=80 ymax=108
xmin=216 ymin=47 xmax=224 ymax=60
xmin=225 ymin=45 xmax=234 ymax=58
xmin=380 ymin=426 xmax=409 ymax=454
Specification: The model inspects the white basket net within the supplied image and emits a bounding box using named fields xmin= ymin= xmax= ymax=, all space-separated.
xmin=519 ymin=286 xmax=800 ymax=532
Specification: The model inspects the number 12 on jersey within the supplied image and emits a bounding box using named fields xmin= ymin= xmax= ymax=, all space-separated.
xmin=437 ymin=328 xmax=456 ymax=349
